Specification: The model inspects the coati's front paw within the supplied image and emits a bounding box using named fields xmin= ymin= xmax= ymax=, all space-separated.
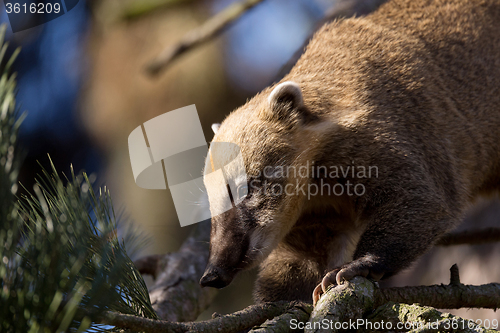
xmin=313 ymin=257 xmax=386 ymax=305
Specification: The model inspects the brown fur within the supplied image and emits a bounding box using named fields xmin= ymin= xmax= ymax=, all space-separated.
xmin=200 ymin=0 xmax=500 ymax=304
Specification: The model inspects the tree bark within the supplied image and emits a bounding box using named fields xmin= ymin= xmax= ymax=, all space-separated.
xmin=248 ymin=303 xmax=313 ymax=333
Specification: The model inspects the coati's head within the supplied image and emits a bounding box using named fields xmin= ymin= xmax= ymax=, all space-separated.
xmin=200 ymin=81 xmax=325 ymax=288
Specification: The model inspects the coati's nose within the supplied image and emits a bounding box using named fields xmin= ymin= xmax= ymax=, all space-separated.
xmin=200 ymin=267 xmax=231 ymax=289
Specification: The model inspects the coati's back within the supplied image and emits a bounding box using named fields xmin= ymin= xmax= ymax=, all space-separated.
xmin=285 ymin=0 xmax=500 ymax=196
xmin=370 ymin=0 xmax=500 ymax=123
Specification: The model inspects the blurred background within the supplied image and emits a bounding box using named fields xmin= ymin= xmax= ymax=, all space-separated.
xmin=1 ymin=0 xmax=499 ymax=323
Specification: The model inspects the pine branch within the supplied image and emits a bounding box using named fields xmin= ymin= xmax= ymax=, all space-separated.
xmin=0 ymin=33 xmax=158 ymax=329
xmin=0 ymin=23 xmax=22 ymax=254
xmin=145 ymin=0 xmax=266 ymax=76
xmin=11 ymin=164 xmax=158 ymax=331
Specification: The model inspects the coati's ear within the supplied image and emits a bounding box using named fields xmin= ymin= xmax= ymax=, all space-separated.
xmin=211 ymin=123 xmax=221 ymax=134
xmin=265 ymin=81 xmax=314 ymax=125
xmin=268 ymin=81 xmax=303 ymax=110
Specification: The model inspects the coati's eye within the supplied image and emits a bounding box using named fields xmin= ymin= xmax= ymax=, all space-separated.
xmin=236 ymin=184 xmax=248 ymax=201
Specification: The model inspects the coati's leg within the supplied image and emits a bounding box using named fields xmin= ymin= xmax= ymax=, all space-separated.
xmin=313 ymin=192 xmax=461 ymax=304
xmin=253 ymin=245 xmax=323 ymax=303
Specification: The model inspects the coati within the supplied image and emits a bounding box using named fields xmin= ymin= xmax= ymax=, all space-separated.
xmin=200 ymin=0 xmax=500 ymax=305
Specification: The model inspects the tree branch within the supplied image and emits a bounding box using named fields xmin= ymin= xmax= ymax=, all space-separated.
xmin=308 ymin=276 xmax=377 ymax=332
xmin=144 ymin=0 xmax=393 ymax=77
xmin=145 ymin=0 xmax=266 ymax=76
xmin=436 ymin=227 xmax=500 ymax=246
xmin=99 ymin=301 xmax=309 ymax=333
xmin=375 ymin=281 xmax=500 ymax=310
xmin=308 ymin=265 xmax=500 ymax=333
xmin=111 ymin=262 xmax=499 ymax=332
xmin=248 ymin=303 xmax=313 ymax=333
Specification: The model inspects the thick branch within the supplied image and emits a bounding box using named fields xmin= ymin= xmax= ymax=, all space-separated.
xmin=375 ymin=282 xmax=500 ymax=310
xmin=112 ymin=262 xmax=499 ymax=333
xmin=145 ymin=0 xmax=266 ymax=76
xmin=374 ymin=262 xmax=500 ymax=310
xmin=308 ymin=267 xmax=500 ymax=332
xmin=99 ymin=301 xmax=307 ymax=333
xmin=308 ymin=276 xmax=377 ymax=333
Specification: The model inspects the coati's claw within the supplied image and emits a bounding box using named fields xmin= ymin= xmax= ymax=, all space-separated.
xmin=313 ymin=269 xmax=340 ymax=306
xmin=312 ymin=284 xmax=323 ymax=306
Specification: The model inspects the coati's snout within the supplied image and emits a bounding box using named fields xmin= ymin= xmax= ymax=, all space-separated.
xmin=200 ymin=209 xmax=253 ymax=289
xmin=200 ymin=264 xmax=234 ymax=289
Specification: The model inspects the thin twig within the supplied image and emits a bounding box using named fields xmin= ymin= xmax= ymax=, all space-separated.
xmin=145 ymin=0 xmax=266 ymax=76
xmin=449 ymin=263 xmax=461 ymax=286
